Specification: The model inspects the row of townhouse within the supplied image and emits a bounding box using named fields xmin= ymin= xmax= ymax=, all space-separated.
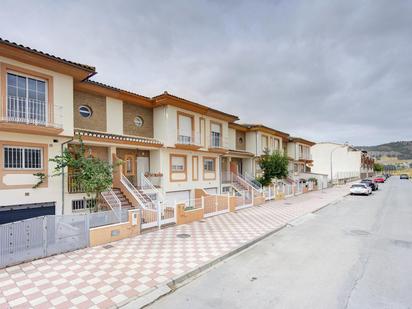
xmin=0 ymin=38 xmax=316 ymax=224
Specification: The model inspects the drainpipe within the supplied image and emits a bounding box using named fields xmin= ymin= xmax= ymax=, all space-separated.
xmin=255 ymin=132 xmax=258 ymax=176
xmin=219 ymin=155 xmax=222 ymax=194
xmin=61 ymin=137 xmax=73 ymax=215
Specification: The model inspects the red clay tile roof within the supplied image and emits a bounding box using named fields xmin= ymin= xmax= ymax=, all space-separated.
xmin=0 ymin=37 xmax=96 ymax=72
xmin=153 ymin=91 xmax=239 ymax=121
xmin=84 ymin=80 xmax=151 ymax=100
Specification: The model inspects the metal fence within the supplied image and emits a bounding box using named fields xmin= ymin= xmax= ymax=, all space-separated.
xmin=88 ymin=209 xmax=129 ymax=228
xmin=0 ymin=214 xmax=89 ymax=269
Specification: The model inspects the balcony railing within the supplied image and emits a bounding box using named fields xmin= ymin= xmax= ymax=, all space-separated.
xmin=209 ymin=133 xmax=228 ymax=148
xmin=298 ymin=153 xmax=312 ymax=160
xmin=68 ymin=173 xmax=84 ymax=193
xmin=176 ymin=131 xmax=200 ymax=146
xmin=2 ymin=96 xmax=63 ymax=128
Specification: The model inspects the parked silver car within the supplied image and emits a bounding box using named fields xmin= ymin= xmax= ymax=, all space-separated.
xmin=350 ymin=183 xmax=372 ymax=195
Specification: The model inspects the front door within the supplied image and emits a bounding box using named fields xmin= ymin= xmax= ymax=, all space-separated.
xmin=230 ymin=158 xmax=243 ymax=175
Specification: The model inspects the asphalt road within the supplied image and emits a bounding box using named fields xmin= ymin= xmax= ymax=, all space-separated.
xmin=149 ymin=177 xmax=412 ymax=309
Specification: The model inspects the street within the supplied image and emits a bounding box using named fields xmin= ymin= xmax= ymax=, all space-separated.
xmin=149 ymin=177 xmax=412 ymax=309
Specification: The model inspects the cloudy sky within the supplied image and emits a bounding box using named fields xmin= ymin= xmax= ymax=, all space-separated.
xmin=1 ymin=0 xmax=411 ymax=145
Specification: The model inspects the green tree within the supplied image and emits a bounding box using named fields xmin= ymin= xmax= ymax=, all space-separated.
xmin=257 ymin=149 xmax=289 ymax=186
xmin=35 ymin=138 xmax=117 ymax=212
xmin=373 ymin=162 xmax=384 ymax=172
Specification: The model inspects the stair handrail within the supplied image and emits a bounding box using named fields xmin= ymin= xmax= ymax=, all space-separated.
xmin=244 ymin=172 xmax=263 ymax=192
xmin=101 ymin=189 xmax=122 ymax=221
xmin=235 ymin=172 xmax=261 ymax=195
xmin=121 ymin=174 xmax=155 ymax=210
xmin=140 ymin=173 xmax=164 ymax=204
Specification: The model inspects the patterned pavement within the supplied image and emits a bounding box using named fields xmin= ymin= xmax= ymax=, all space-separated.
xmin=0 ymin=185 xmax=350 ymax=309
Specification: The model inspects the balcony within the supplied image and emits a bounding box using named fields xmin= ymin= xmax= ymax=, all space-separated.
xmin=208 ymin=133 xmax=228 ymax=154
xmin=298 ymin=153 xmax=312 ymax=161
xmin=68 ymin=173 xmax=84 ymax=193
xmin=175 ymin=131 xmax=202 ymax=150
xmin=0 ymin=96 xmax=63 ymax=135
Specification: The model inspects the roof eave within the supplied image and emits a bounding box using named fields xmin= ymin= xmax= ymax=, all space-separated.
xmin=0 ymin=39 xmax=95 ymax=81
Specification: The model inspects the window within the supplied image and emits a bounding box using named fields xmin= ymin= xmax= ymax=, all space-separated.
xmin=270 ymin=137 xmax=279 ymax=151
xmin=79 ymin=105 xmax=92 ymax=118
xmin=203 ymin=158 xmax=215 ymax=172
xmin=177 ymin=113 xmax=193 ymax=144
xmin=171 ymin=155 xmax=186 ymax=172
xmin=261 ymin=135 xmax=268 ymax=151
xmin=72 ymin=198 xmax=96 ymax=212
xmin=3 ymin=146 xmax=43 ymax=169
xmin=7 ymin=72 xmax=47 ymax=124
xmin=238 ymin=137 xmax=244 ymax=144
xmin=134 ymin=116 xmax=144 ymax=127
xmin=210 ymin=122 xmax=222 ymax=147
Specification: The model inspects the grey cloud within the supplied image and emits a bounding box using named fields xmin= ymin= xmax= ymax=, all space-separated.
xmin=0 ymin=0 xmax=411 ymax=145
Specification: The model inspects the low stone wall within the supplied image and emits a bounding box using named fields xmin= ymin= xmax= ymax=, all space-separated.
xmin=275 ymin=192 xmax=285 ymax=200
xmin=253 ymin=195 xmax=266 ymax=206
xmin=195 ymin=188 xmax=238 ymax=213
xmin=176 ymin=203 xmax=204 ymax=225
xmin=89 ymin=210 xmax=141 ymax=247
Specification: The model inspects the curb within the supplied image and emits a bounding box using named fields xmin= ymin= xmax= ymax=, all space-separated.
xmin=121 ymin=189 xmax=349 ymax=308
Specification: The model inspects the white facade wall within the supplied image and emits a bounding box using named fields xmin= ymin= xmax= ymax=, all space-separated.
xmin=311 ymin=143 xmax=362 ymax=181
xmin=287 ymin=142 xmax=297 ymax=159
xmin=228 ymin=128 xmax=236 ymax=150
xmin=0 ymin=56 xmax=75 ymax=215
xmin=159 ymin=148 xmax=221 ymax=198
xmin=153 ymin=105 xmax=229 ymax=149
xmin=0 ymin=132 xmax=65 ymax=213
xmin=0 ymin=56 xmax=74 ymax=136
xmin=245 ymin=131 xmax=257 ymax=154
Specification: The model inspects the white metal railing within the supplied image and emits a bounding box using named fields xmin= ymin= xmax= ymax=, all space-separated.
xmin=295 ymin=181 xmax=304 ymax=195
xmin=264 ymin=183 xmax=278 ymax=201
xmin=234 ymin=189 xmax=253 ymax=209
xmin=244 ymin=172 xmax=263 ymax=192
xmin=284 ymin=183 xmax=293 ymax=197
xmin=221 ymin=171 xmax=262 ymax=197
xmin=101 ymin=190 xmax=122 ymax=222
xmin=176 ymin=131 xmax=201 ymax=146
xmin=121 ymin=174 xmax=151 ymax=209
xmin=298 ymin=153 xmax=312 ymax=160
xmin=139 ymin=173 xmax=164 ymax=204
xmin=122 ymin=173 xmax=176 ymax=228
xmin=235 ymin=173 xmax=262 ymax=195
xmin=3 ymin=96 xmax=63 ymax=128
xmin=209 ymin=133 xmax=228 ymax=148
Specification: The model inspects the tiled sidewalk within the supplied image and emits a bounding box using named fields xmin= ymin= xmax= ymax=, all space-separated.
xmin=0 ymin=185 xmax=350 ymax=309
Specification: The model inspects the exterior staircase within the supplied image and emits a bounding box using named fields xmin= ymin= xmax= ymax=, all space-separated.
xmin=101 ymin=188 xmax=133 ymax=211
xmin=231 ymin=177 xmax=249 ymax=194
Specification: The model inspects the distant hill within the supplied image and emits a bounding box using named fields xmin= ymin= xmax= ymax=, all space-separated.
xmin=356 ymin=141 xmax=412 ymax=160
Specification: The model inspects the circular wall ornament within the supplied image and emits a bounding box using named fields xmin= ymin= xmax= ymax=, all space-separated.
xmin=134 ymin=116 xmax=144 ymax=127
xmin=79 ymin=105 xmax=92 ymax=118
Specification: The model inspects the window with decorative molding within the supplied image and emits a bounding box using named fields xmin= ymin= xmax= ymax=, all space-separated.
xmin=7 ymin=72 xmax=47 ymax=124
xmin=171 ymin=155 xmax=186 ymax=172
xmin=203 ymin=158 xmax=216 ymax=172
